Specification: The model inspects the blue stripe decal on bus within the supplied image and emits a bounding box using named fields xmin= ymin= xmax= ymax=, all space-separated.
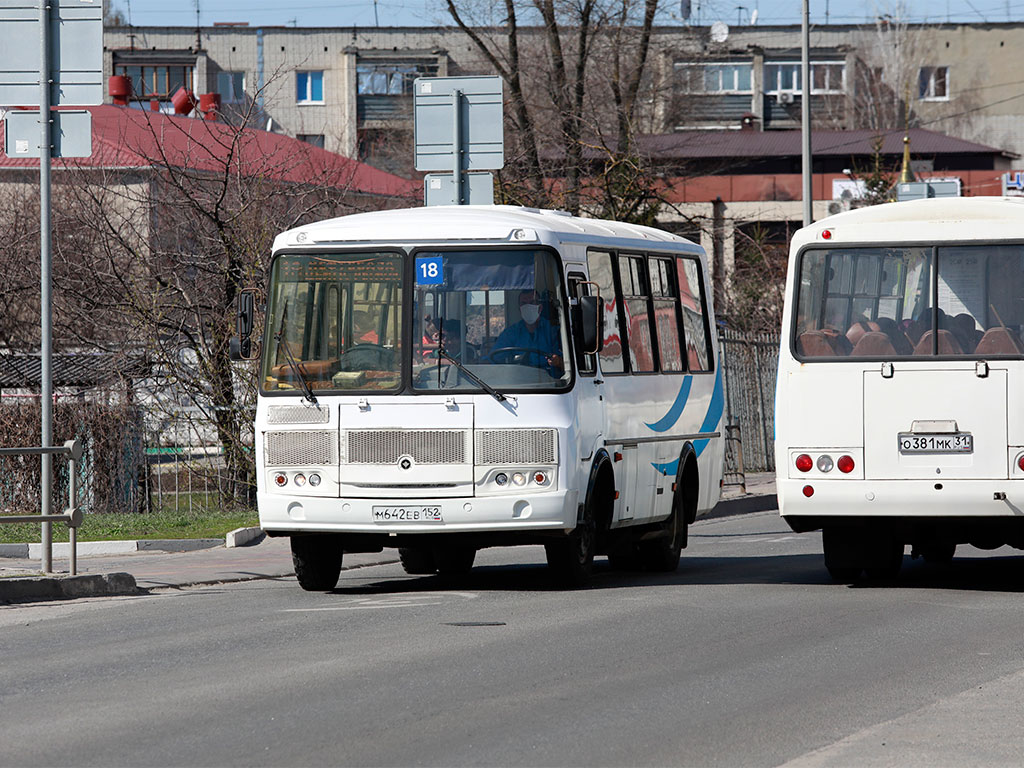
xmin=644 ymin=375 xmax=693 ymax=432
xmin=649 ymin=366 xmax=724 ymax=474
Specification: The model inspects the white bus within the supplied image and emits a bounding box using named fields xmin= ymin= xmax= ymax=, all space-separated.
xmin=233 ymin=205 xmax=724 ymax=590
xmin=775 ymin=197 xmax=1024 ymax=581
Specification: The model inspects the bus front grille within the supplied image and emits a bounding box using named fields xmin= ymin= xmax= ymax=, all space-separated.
xmin=344 ymin=429 xmax=469 ymax=465
xmin=475 ymin=429 xmax=557 ymax=465
xmin=264 ymin=431 xmax=339 ymax=466
xmin=267 ymin=404 xmax=330 ymax=425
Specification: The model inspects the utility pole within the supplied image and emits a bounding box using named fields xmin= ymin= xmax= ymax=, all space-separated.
xmin=801 ymin=0 xmax=812 ymax=227
xmin=39 ymin=0 xmax=53 ymax=573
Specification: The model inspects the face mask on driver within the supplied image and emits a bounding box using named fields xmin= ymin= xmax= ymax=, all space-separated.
xmin=521 ymin=304 xmax=541 ymax=324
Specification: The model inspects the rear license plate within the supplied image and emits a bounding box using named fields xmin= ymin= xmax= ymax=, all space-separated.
xmin=897 ymin=433 xmax=973 ymax=454
xmin=372 ymin=506 xmax=443 ymax=522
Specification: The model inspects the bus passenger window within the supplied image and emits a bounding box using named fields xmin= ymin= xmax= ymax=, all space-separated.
xmin=677 ymin=257 xmax=713 ymax=371
xmin=651 ymin=257 xmax=683 ymax=372
xmin=619 ymin=254 xmax=656 ymax=373
xmin=587 ymin=250 xmax=625 ymax=374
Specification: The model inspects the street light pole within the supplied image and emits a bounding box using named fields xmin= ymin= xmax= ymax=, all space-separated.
xmin=801 ymin=0 xmax=813 ymax=227
xmin=39 ymin=0 xmax=54 ymax=573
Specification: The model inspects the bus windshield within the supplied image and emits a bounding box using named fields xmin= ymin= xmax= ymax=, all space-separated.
xmin=262 ymin=252 xmax=403 ymax=393
xmin=412 ymin=249 xmax=572 ymax=391
xmin=794 ymin=244 xmax=1024 ymax=358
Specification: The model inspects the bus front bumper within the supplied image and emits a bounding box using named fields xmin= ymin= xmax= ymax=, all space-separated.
xmin=258 ymin=488 xmax=579 ymax=536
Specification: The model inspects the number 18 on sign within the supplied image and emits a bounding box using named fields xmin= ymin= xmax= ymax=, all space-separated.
xmin=416 ymin=256 xmax=444 ymax=285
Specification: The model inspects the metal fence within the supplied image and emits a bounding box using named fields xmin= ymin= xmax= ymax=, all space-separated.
xmin=718 ymin=328 xmax=780 ymax=475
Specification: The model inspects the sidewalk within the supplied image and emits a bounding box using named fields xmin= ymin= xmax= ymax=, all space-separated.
xmin=0 ymin=472 xmax=777 ymax=603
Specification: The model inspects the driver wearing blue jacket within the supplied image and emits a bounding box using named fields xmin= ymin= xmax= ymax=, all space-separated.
xmin=493 ymin=290 xmax=564 ymax=376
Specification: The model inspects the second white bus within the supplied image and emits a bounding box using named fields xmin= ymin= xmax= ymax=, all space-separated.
xmin=775 ymin=197 xmax=1024 ymax=580
xmin=233 ymin=205 xmax=725 ymax=590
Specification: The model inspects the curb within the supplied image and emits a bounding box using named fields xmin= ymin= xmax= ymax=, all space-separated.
xmin=0 ymin=572 xmax=138 ymax=604
xmin=225 ymin=527 xmax=264 ymax=548
xmin=702 ymin=493 xmax=778 ymax=521
xmin=23 ymin=538 xmax=223 ymax=558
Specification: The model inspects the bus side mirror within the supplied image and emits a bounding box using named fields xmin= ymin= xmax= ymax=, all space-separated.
xmin=230 ymin=289 xmax=257 ymax=361
xmin=579 ymin=294 xmax=603 ymax=355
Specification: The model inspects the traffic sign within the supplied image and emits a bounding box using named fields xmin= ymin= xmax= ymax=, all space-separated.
xmin=0 ymin=0 xmax=103 ymax=106
xmin=4 ymin=109 xmax=92 ymax=157
xmin=424 ymin=171 xmax=494 ymax=206
xmin=414 ymin=76 xmax=504 ymax=172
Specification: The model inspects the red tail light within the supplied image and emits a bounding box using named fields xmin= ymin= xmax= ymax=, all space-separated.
xmin=1018 ymin=454 xmax=1024 ymax=472
xmin=802 ymin=485 xmax=814 ymax=497
xmin=795 ymin=454 xmax=813 ymax=472
xmin=837 ymin=455 xmax=855 ymax=474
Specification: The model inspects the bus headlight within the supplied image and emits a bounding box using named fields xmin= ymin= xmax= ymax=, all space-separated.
xmin=494 ymin=472 xmax=509 ymax=487
xmin=294 ymin=473 xmax=307 ymax=487
xmin=308 ymin=473 xmax=321 ymax=487
xmin=511 ymin=472 xmax=527 ymax=486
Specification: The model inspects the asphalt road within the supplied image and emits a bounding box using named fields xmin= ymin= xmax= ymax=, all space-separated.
xmin=4 ymin=510 xmax=1024 ymax=767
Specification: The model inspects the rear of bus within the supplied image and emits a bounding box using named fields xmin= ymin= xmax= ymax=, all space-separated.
xmin=775 ymin=198 xmax=1024 ymax=580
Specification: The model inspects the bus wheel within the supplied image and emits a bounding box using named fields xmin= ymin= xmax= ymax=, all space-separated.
xmin=290 ymin=534 xmax=344 ymax=591
xmin=822 ymin=527 xmax=862 ymax=583
xmin=399 ymin=547 xmax=437 ymax=575
xmin=434 ymin=546 xmax=476 ymax=575
xmin=864 ymin=538 xmax=904 ymax=581
xmin=640 ymin=494 xmax=686 ymax=573
xmin=920 ymin=541 xmax=956 ymax=565
xmin=545 ymin=504 xmax=595 ymax=586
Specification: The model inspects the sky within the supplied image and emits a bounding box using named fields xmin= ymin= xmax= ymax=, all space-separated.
xmin=113 ymin=0 xmax=1024 ymax=30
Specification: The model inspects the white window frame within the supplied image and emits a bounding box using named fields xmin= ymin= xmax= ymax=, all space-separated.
xmin=918 ymin=66 xmax=950 ymax=101
xmin=296 ymin=70 xmax=325 ymax=105
xmin=764 ymin=61 xmax=846 ymax=95
xmin=675 ymin=62 xmax=753 ymax=94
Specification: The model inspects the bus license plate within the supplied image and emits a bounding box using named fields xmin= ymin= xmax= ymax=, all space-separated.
xmin=372 ymin=506 xmax=443 ymax=523
xmin=897 ymin=433 xmax=973 ymax=454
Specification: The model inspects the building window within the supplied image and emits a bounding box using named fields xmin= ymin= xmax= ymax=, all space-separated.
xmin=356 ymin=64 xmax=427 ymax=96
xmin=297 ymin=134 xmax=325 ymax=148
xmin=297 ymin=70 xmax=324 ymax=104
xmin=764 ymin=61 xmax=845 ymax=95
xmin=919 ymin=66 xmax=949 ymax=100
xmin=676 ymin=62 xmax=752 ymax=93
xmin=217 ymin=71 xmax=245 ymax=103
xmin=115 ymin=64 xmax=194 ymax=100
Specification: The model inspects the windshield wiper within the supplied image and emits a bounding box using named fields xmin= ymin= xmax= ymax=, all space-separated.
xmin=274 ymin=332 xmax=318 ymax=405
xmin=437 ymin=347 xmax=506 ymax=403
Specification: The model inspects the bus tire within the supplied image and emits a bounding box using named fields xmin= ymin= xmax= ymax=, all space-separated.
xmin=546 ymin=503 xmax=595 ymax=587
xmin=640 ymin=492 xmax=685 ymax=573
xmin=434 ymin=546 xmax=476 ymax=575
xmin=399 ymin=547 xmax=437 ymax=575
xmin=822 ymin=527 xmax=862 ymax=582
xmin=290 ymin=534 xmax=344 ymax=591
xmin=864 ymin=538 xmax=904 ymax=581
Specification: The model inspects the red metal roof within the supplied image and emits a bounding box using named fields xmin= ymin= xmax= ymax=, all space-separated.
xmin=637 ymin=128 xmax=1012 ymax=159
xmin=0 ymin=105 xmax=419 ymax=199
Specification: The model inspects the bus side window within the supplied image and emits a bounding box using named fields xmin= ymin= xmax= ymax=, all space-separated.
xmin=587 ymin=249 xmax=626 ymax=374
xmin=650 ymin=257 xmax=683 ymax=373
xmin=619 ymin=253 xmax=656 ymax=373
xmin=677 ymin=256 xmax=713 ymax=372
xmin=568 ymin=273 xmax=596 ymax=375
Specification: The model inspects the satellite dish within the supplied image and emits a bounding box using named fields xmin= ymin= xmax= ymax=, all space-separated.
xmin=710 ymin=20 xmax=730 ymax=43
xmin=749 ymin=9 xmax=758 ymax=25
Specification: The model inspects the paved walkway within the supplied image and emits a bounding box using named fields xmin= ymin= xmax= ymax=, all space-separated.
xmin=0 ymin=472 xmax=777 ymax=602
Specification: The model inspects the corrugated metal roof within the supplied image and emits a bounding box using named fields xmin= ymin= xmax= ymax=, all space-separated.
xmin=0 ymin=353 xmax=149 ymax=389
xmin=0 ymin=105 xmax=419 ymax=198
xmin=637 ymin=128 xmax=1011 ymax=159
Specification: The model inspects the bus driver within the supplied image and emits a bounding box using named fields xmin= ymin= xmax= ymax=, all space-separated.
xmin=493 ymin=290 xmax=564 ymax=376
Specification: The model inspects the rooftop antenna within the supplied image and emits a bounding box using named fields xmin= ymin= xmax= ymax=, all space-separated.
xmin=194 ymin=0 xmax=201 ymax=51
xmin=373 ymin=0 xmax=380 ymax=25
xmin=736 ymin=5 xmax=747 ymax=24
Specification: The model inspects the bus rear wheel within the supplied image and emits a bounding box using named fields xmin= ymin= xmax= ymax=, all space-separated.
xmin=640 ymin=496 xmax=686 ymax=573
xmin=399 ymin=547 xmax=437 ymax=575
xmin=290 ymin=534 xmax=344 ymax=591
xmin=822 ymin=527 xmax=863 ymax=583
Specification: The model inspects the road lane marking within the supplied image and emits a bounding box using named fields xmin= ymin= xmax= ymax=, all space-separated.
xmin=282 ymin=591 xmax=478 ymax=612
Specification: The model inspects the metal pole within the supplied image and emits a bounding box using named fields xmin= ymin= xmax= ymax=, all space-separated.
xmin=452 ymin=89 xmax=463 ymax=205
xmin=39 ymin=0 xmax=54 ymax=573
xmin=69 ymin=449 xmax=78 ymax=576
xmin=801 ymin=0 xmax=813 ymax=227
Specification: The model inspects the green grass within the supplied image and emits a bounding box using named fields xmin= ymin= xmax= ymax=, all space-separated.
xmin=0 ymin=503 xmax=258 ymax=544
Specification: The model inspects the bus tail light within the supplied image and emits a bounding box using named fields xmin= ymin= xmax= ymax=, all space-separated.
xmin=795 ymin=454 xmax=813 ymax=472
xmin=1018 ymin=454 xmax=1024 ymax=472
xmin=837 ymin=455 xmax=855 ymax=474
xmin=803 ymin=485 xmax=814 ymax=497
xmin=816 ymin=455 xmax=834 ymax=473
